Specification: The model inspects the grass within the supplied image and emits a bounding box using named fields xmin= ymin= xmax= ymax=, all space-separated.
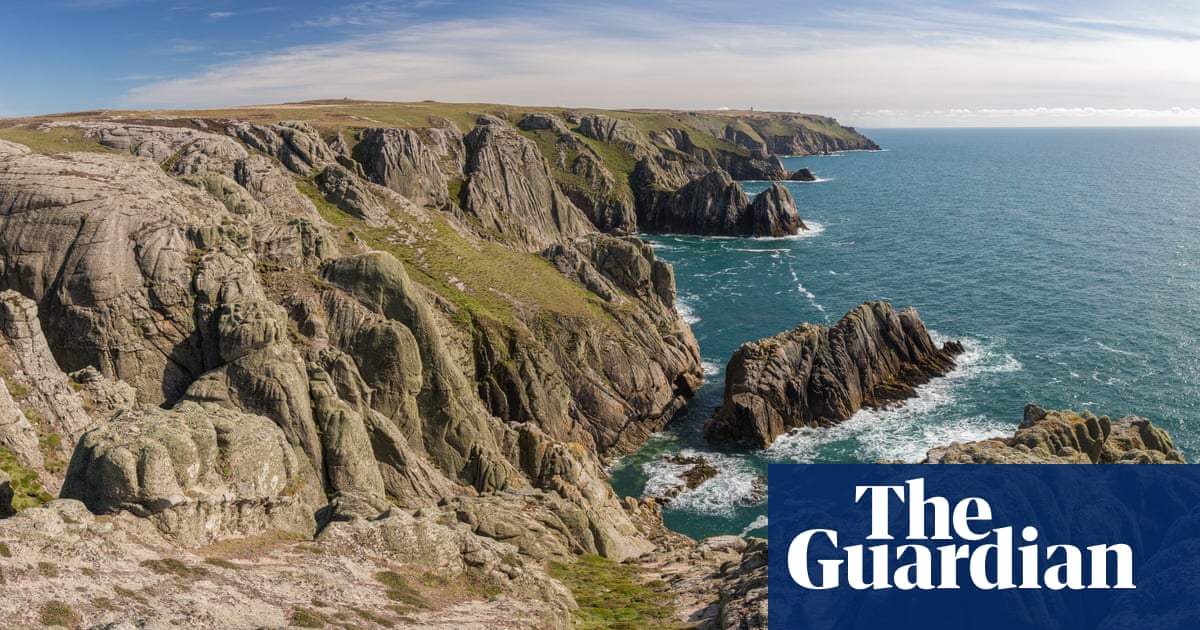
xmin=139 ymin=558 xmax=210 ymax=578
xmin=374 ymin=570 xmax=432 ymax=610
xmin=548 ymin=554 xmax=683 ymax=630
xmin=0 ymin=123 xmax=115 ymax=154
xmin=0 ymin=445 xmax=54 ymax=510
xmin=39 ymin=601 xmax=80 ymax=628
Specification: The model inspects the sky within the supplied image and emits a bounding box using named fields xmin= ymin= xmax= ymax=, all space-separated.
xmin=3 ymin=0 xmax=1200 ymax=127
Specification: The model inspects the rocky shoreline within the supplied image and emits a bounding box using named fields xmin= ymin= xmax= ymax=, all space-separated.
xmin=0 ymin=101 xmax=1183 ymax=630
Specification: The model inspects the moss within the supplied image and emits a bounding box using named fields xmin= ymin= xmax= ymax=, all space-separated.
xmin=37 ymin=561 xmax=59 ymax=578
xmin=548 ymin=554 xmax=682 ymax=629
xmin=290 ymin=608 xmax=328 ymax=628
xmin=203 ymin=557 xmax=244 ymax=570
xmin=353 ymin=608 xmax=396 ymax=627
xmin=39 ymin=600 xmax=80 ymax=628
xmin=139 ymin=558 xmax=210 ymax=578
xmin=0 ymin=444 xmax=54 ymax=510
xmin=374 ymin=570 xmax=432 ymax=609
xmin=5 ymin=379 xmax=28 ymax=399
xmin=0 ymin=542 xmax=10 ymax=558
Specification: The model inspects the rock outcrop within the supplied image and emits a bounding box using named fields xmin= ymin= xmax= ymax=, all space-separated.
xmin=0 ymin=469 xmax=12 ymax=517
xmin=354 ymin=126 xmax=452 ymax=208
xmin=462 ymin=115 xmax=594 ymax=252
xmin=637 ymin=170 xmax=807 ymax=237
xmin=705 ymin=301 xmax=964 ymax=448
xmin=923 ymin=404 xmax=1186 ymax=464
xmin=789 ymin=167 xmax=817 ymax=182
xmin=61 ymin=402 xmax=324 ymax=544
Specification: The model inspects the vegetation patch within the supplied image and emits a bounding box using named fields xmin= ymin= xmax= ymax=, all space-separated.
xmin=0 ymin=445 xmax=54 ymax=510
xmin=0 ymin=124 xmax=115 ymax=154
xmin=548 ymin=554 xmax=682 ymax=630
xmin=374 ymin=570 xmax=432 ymax=609
xmin=0 ymin=542 xmax=10 ymax=557
xmin=39 ymin=600 xmax=80 ymax=628
xmin=290 ymin=607 xmax=329 ymax=628
xmin=139 ymin=558 xmax=210 ymax=579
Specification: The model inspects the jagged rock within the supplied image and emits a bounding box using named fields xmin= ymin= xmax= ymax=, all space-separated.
xmin=355 ymin=127 xmax=451 ymax=208
xmin=666 ymin=455 xmax=719 ymax=490
xmin=922 ymin=404 xmax=1187 ymax=464
xmin=562 ymin=150 xmax=637 ymax=233
xmin=0 ymin=291 xmax=94 ymax=446
xmin=0 ymin=150 xmax=228 ymax=404
xmin=532 ymin=235 xmax=703 ymax=454
xmin=639 ymin=169 xmax=805 ymax=236
xmin=706 ymin=301 xmax=964 ymax=448
xmin=462 ymin=115 xmax=594 ymax=251
xmin=228 ymin=120 xmax=336 ymax=175
xmin=574 ymin=113 xmax=647 ymax=149
xmin=0 ymin=371 xmax=43 ymax=475
xmin=317 ymin=163 xmax=390 ymax=227
xmin=748 ymin=183 xmax=805 ymax=236
xmin=68 ymin=366 xmax=137 ymax=416
xmin=321 ymin=252 xmax=518 ymax=492
xmin=517 ymin=113 xmax=573 ymax=137
xmin=61 ymin=401 xmax=324 ymax=545
xmin=790 ymin=167 xmax=817 ymax=182
xmin=641 ymin=170 xmax=749 ymax=235
xmin=233 ymin=153 xmax=325 ymax=223
xmin=711 ymin=537 xmax=768 ymax=630
xmin=763 ymin=123 xmax=881 ymax=155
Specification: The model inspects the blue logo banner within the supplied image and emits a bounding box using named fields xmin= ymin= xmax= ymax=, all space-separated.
xmin=768 ymin=464 xmax=1200 ymax=630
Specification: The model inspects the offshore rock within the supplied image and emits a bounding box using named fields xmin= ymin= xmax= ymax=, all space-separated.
xmin=60 ymin=401 xmax=324 ymax=545
xmin=638 ymin=169 xmax=806 ymax=237
xmin=923 ymin=404 xmax=1186 ymax=464
xmin=462 ymin=115 xmax=594 ymax=251
xmin=705 ymin=301 xmax=964 ymax=448
xmin=790 ymin=167 xmax=817 ymax=182
xmin=749 ymin=183 xmax=805 ymax=236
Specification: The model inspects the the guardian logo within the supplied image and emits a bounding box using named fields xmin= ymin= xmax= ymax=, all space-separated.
xmin=787 ymin=478 xmax=1135 ymax=591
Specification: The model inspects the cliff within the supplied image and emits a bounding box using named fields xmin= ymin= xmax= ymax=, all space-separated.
xmin=705 ymin=301 xmax=964 ymax=448
xmin=0 ymin=101 xmax=865 ymax=628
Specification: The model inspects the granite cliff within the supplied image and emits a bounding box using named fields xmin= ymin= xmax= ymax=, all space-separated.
xmin=0 ymin=101 xmax=869 ymax=628
xmin=704 ymin=301 xmax=964 ymax=449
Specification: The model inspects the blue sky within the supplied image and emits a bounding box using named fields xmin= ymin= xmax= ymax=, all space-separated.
xmin=3 ymin=0 xmax=1200 ymax=127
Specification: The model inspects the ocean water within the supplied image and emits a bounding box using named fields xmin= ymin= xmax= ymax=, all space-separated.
xmin=608 ymin=127 xmax=1200 ymax=541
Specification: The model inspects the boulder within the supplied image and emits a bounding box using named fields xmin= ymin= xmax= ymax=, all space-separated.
xmin=60 ymin=401 xmax=323 ymax=545
xmin=705 ymin=301 xmax=964 ymax=448
xmin=789 ymin=167 xmax=817 ymax=182
xmin=748 ymin=183 xmax=805 ymax=236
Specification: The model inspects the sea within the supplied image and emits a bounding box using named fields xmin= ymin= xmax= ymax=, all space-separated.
xmin=608 ymin=127 xmax=1200 ymax=541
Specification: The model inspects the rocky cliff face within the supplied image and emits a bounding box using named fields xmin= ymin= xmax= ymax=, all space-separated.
xmin=0 ymin=102 xmax=882 ymax=628
xmin=705 ymin=301 xmax=964 ymax=448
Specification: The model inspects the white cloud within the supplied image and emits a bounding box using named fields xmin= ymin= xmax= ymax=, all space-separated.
xmin=117 ymin=5 xmax=1200 ymax=127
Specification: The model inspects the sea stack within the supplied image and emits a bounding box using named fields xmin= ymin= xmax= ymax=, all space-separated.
xmin=704 ymin=301 xmax=964 ymax=448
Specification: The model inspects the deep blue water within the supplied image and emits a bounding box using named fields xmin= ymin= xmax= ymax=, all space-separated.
xmin=609 ymin=127 xmax=1200 ymax=541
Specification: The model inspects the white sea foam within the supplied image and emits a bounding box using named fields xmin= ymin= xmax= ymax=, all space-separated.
xmin=740 ymin=515 xmax=769 ymax=537
xmin=701 ymin=360 xmax=722 ymax=377
xmin=765 ymin=335 xmax=1021 ymax=464
xmin=750 ymin=221 xmax=825 ymax=241
xmin=641 ymin=449 xmax=764 ymax=517
xmin=1095 ymin=341 xmax=1137 ymax=357
xmin=676 ymin=295 xmax=700 ymax=324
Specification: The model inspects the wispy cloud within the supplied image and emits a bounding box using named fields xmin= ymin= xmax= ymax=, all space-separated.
xmin=117 ymin=2 xmax=1200 ymax=126
xmin=207 ymin=6 xmax=279 ymax=20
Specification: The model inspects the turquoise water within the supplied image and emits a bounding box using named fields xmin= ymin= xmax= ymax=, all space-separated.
xmin=609 ymin=127 xmax=1200 ymax=541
